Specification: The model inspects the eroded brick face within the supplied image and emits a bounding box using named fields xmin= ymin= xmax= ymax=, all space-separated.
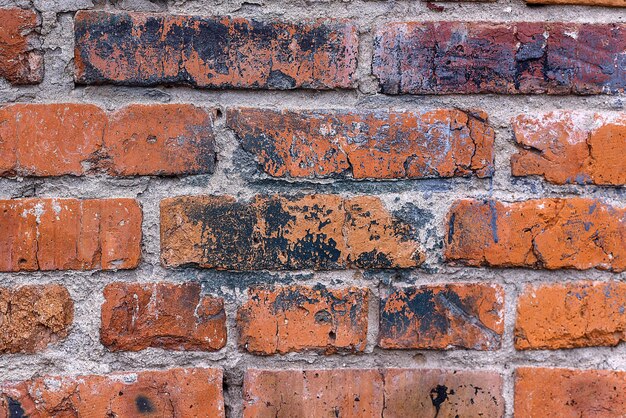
xmin=379 ymin=284 xmax=504 ymax=350
xmin=0 ymin=103 xmax=216 ymax=177
xmin=0 ymin=9 xmax=43 ymax=85
xmin=227 ymin=108 xmax=494 ymax=179
xmin=445 ymin=198 xmax=626 ymax=272
xmin=515 ymin=368 xmax=626 ymax=417
xmin=101 ymin=282 xmax=226 ymax=352
xmin=512 ymin=111 xmax=626 ymax=185
xmin=74 ymin=11 xmax=358 ymax=89
xmin=373 ymin=22 xmax=625 ymax=95
xmin=237 ymin=285 xmax=368 ymax=354
xmin=516 ymin=281 xmax=626 ymax=350
xmin=160 ymin=194 xmax=424 ymax=270
xmin=0 ymin=285 xmax=73 ymax=354
xmin=0 ymin=368 xmax=224 ymax=417
xmin=0 ymin=198 xmax=142 ymax=272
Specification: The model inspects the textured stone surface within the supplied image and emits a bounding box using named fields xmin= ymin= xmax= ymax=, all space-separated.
xmin=527 ymin=0 xmax=624 ymax=6
xmin=101 ymin=282 xmax=227 ymax=351
xmin=0 ymin=9 xmax=43 ymax=85
xmin=379 ymin=284 xmax=504 ymax=350
xmin=445 ymin=198 xmax=626 ymax=271
xmin=0 ymin=285 xmax=73 ymax=354
xmin=237 ymin=285 xmax=368 ymax=354
xmin=373 ymin=22 xmax=626 ymax=95
xmin=512 ymin=111 xmax=626 ymax=185
xmin=0 ymin=198 xmax=142 ymax=271
xmin=75 ymin=11 xmax=358 ymax=89
xmin=516 ymin=281 xmax=626 ymax=350
xmin=161 ymin=194 xmax=424 ymax=270
xmin=227 ymin=108 xmax=494 ymax=179
xmin=515 ymin=368 xmax=626 ymax=417
xmin=0 ymin=368 xmax=224 ymax=417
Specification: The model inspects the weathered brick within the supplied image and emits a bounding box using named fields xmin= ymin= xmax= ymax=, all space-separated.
xmin=75 ymin=11 xmax=357 ymax=90
xmin=160 ymin=195 xmax=424 ymax=270
xmin=0 ymin=103 xmax=216 ymax=177
xmin=227 ymin=108 xmax=494 ymax=179
xmin=527 ymin=0 xmax=624 ymax=6
xmin=516 ymin=281 xmax=626 ymax=350
xmin=101 ymin=282 xmax=226 ymax=352
xmin=0 ymin=9 xmax=43 ymax=85
xmin=445 ymin=198 xmax=626 ymax=271
xmin=0 ymin=198 xmax=141 ymax=272
xmin=0 ymin=285 xmax=73 ymax=354
xmin=379 ymin=284 xmax=504 ymax=350
xmin=512 ymin=111 xmax=626 ymax=185
xmin=0 ymin=368 xmax=224 ymax=417
xmin=237 ymin=285 xmax=368 ymax=354
xmin=243 ymin=368 xmax=504 ymax=417
xmin=373 ymin=22 xmax=625 ymax=95
xmin=515 ymin=368 xmax=626 ymax=417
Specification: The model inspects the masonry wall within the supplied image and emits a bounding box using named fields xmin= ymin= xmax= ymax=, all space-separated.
xmin=0 ymin=0 xmax=624 ymax=416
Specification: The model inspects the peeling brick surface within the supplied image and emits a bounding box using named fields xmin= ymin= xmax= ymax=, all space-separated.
xmin=160 ymin=194 xmax=424 ymax=270
xmin=0 ymin=9 xmax=43 ymax=85
xmin=101 ymin=282 xmax=227 ymax=352
xmin=0 ymin=198 xmax=142 ymax=272
xmin=379 ymin=284 xmax=504 ymax=350
xmin=237 ymin=285 xmax=368 ymax=354
xmin=74 ymin=11 xmax=358 ymax=90
xmin=515 ymin=368 xmax=626 ymax=417
xmin=227 ymin=108 xmax=494 ymax=179
xmin=445 ymin=198 xmax=626 ymax=271
xmin=0 ymin=368 xmax=224 ymax=417
xmin=512 ymin=111 xmax=626 ymax=185
xmin=373 ymin=22 xmax=626 ymax=95
xmin=0 ymin=103 xmax=216 ymax=177
xmin=516 ymin=281 xmax=626 ymax=350
xmin=0 ymin=285 xmax=73 ymax=354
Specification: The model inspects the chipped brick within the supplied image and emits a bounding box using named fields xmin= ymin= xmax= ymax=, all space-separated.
xmin=0 ymin=9 xmax=43 ymax=85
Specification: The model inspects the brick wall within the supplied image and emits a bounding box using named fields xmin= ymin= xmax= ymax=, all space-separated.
xmin=0 ymin=0 xmax=623 ymax=416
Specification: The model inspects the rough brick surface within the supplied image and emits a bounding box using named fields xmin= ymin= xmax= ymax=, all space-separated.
xmin=445 ymin=198 xmax=626 ymax=271
xmin=0 ymin=9 xmax=43 ymax=85
xmin=237 ymin=285 xmax=368 ymax=354
xmin=0 ymin=368 xmax=224 ymax=417
xmin=373 ymin=22 xmax=626 ymax=95
xmin=0 ymin=103 xmax=216 ymax=177
xmin=0 ymin=198 xmax=142 ymax=272
xmin=512 ymin=111 xmax=626 ymax=185
xmin=379 ymin=284 xmax=504 ymax=350
xmin=101 ymin=282 xmax=226 ymax=352
xmin=0 ymin=285 xmax=73 ymax=354
xmin=161 ymin=194 xmax=424 ymax=270
xmin=74 ymin=11 xmax=358 ymax=90
xmin=515 ymin=281 xmax=626 ymax=350
xmin=227 ymin=108 xmax=494 ymax=179
xmin=243 ymin=368 xmax=504 ymax=417
xmin=515 ymin=368 xmax=626 ymax=417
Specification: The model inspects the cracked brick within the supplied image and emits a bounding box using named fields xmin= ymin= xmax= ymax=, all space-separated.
xmin=0 ymin=9 xmax=43 ymax=85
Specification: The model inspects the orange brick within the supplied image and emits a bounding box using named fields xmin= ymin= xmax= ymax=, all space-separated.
xmin=0 ymin=9 xmax=42 ymax=84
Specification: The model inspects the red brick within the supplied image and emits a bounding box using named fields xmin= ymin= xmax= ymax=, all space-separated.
xmin=101 ymin=282 xmax=226 ymax=352
xmin=0 ymin=285 xmax=73 ymax=353
xmin=160 ymin=195 xmax=424 ymax=270
xmin=379 ymin=284 xmax=504 ymax=350
xmin=237 ymin=285 xmax=368 ymax=354
xmin=515 ymin=281 xmax=626 ymax=350
xmin=243 ymin=368 xmax=504 ymax=417
xmin=0 ymin=103 xmax=216 ymax=177
xmin=227 ymin=108 xmax=494 ymax=179
xmin=515 ymin=368 xmax=626 ymax=417
xmin=0 ymin=368 xmax=224 ymax=417
xmin=373 ymin=22 xmax=625 ymax=95
xmin=512 ymin=111 xmax=626 ymax=185
xmin=75 ymin=11 xmax=357 ymax=90
xmin=445 ymin=198 xmax=626 ymax=272
xmin=0 ymin=198 xmax=141 ymax=272
xmin=0 ymin=9 xmax=43 ymax=85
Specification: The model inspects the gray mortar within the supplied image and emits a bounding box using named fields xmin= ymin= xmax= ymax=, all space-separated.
xmin=0 ymin=0 xmax=624 ymax=416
